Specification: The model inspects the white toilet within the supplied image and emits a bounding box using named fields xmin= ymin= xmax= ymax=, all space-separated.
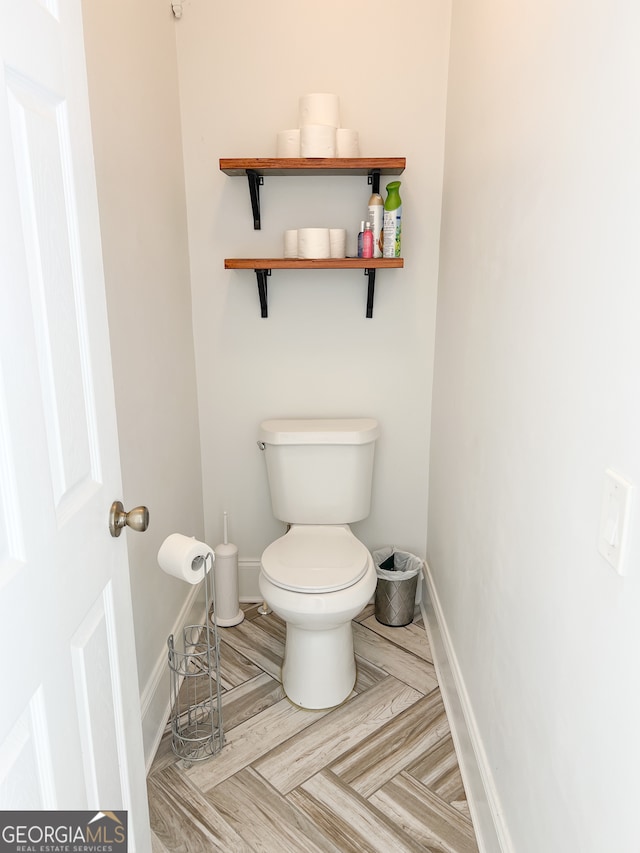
xmin=258 ymin=417 xmax=379 ymax=710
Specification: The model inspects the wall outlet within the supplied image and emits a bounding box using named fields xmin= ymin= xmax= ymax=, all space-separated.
xmin=598 ymin=468 xmax=633 ymax=576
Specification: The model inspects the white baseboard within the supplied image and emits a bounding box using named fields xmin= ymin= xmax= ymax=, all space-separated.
xmin=140 ymin=584 xmax=207 ymax=772
xmin=238 ymin=559 xmax=261 ymax=601
xmin=420 ymin=562 xmax=512 ymax=853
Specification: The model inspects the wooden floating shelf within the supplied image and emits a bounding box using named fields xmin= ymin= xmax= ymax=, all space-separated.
xmin=219 ymin=157 xmax=406 ymax=177
xmin=224 ymin=258 xmax=404 ymax=270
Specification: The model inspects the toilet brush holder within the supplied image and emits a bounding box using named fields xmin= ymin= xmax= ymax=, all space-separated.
xmin=211 ymin=512 xmax=244 ymax=627
xmin=212 ymin=543 xmax=244 ymax=626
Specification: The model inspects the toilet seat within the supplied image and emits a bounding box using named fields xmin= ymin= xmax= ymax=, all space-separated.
xmin=261 ymin=525 xmax=370 ymax=593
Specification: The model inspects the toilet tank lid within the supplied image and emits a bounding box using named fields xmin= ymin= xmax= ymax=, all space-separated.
xmin=259 ymin=418 xmax=379 ymax=446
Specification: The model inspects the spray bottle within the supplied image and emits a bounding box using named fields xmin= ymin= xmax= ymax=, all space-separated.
xmin=383 ymin=180 xmax=402 ymax=258
xmin=367 ymin=192 xmax=384 ymax=258
xmin=362 ymin=222 xmax=374 ymax=259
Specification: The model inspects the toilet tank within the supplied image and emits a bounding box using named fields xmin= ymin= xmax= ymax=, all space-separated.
xmin=258 ymin=418 xmax=379 ymax=524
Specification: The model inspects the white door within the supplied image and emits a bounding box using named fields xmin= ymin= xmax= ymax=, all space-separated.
xmin=0 ymin=1 xmax=151 ymax=849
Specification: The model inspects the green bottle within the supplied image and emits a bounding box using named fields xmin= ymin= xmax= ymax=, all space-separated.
xmin=383 ymin=181 xmax=402 ymax=258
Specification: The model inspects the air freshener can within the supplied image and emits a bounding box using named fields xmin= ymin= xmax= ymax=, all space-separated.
xmin=383 ymin=181 xmax=402 ymax=258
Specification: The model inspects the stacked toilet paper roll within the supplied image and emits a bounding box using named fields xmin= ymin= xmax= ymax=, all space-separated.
xmin=336 ymin=128 xmax=360 ymax=158
xmin=284 ymin=229 xmax=298 ymax=258
xmin=284 ymin=227 xmax=347 ymax=258
xmin=299 ymin=93 xmax=340 ymax=128
xmin=298 ymin=94 xmax=339 ymax=158
xmin=276 ymin=129 xmax=301 ymax=158
xmin=157 ymin=533 xmax=214 ymax=584
xmin=300 ymin=124 xmax=336 ymax=158
xmin=298 ymin=228 xmax=331 ymax=259
xmin=276 ymin=93 xmax=363 ymax=159
xmin=329 ymin=228 xmax=347 ymax=258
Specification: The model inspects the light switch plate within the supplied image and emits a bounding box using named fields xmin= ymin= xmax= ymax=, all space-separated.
xmin=598 ymin=468 xmax=633 ymax=575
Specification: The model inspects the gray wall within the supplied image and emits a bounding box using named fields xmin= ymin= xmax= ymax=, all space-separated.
xmin=429 ymin=2 xmax=640 ymax=850
xmin=82 ymin=0 xmax=205 ymax=760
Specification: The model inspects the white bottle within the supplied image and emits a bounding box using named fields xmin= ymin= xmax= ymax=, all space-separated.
xmin=367 ymin=192 xmax=384 ymax=258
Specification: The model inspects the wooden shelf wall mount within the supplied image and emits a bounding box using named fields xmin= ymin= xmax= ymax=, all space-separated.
xmin=220 ymin=158 xmax=406 ymax=230
xmin=224 ymin=258 xmax=404 ymax=319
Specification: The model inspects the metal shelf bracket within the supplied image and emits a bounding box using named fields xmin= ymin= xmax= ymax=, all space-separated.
xmin=254 ymin=268 xmax=270 ymax=317
xmin=247 ymin=169 xmax=264 ymax=229
xmin=249 ymin=167 xmax=382 ymax=230
xmin=250 ymin=267 xmax=380 ymax=319
xmin=364 ymin=268 xmax=376 ymax=318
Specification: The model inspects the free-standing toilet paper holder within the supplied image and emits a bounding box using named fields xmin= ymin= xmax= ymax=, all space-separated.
xmin=167 ymin=551 xmax=225 ymax=763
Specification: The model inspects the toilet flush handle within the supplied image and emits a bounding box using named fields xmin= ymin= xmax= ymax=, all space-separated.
xmin=257 ymin=441 xmax=266 ymax=451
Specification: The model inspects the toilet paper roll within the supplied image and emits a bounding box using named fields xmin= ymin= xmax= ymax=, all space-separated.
xmin=298 ymin=227 xmax=331 ymax=259
xmin=284 ymin=229 xmax=298 ymax=258
xmin=157 ymin=533 xmax=214 ymax=584
xmin=276 ymin=129 xmax=301 ymax=158
xmin=336 ymin=128 xmax=360 ymax=158
xmin=300 ymin=124 xmax=336 ymax=158
xmin=329 ymin=228 xmax=347 ymax=258
xmin=299 ymin=93 xmax=341 ymax=128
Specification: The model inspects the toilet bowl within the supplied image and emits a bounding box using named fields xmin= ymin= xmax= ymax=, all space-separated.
xmin=257 ymin=417 xmax=380 ymax=710
xmin=259 ymin=524 xmax=377 ymax=709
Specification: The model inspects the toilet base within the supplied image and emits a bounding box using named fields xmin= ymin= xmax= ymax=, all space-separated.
xmin=258 ymin=558 xmax=377 ymax=711
xmin=282 ymin=621 xmax=355 ymax=709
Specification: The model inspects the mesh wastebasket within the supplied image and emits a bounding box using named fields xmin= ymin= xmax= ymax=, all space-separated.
xmin=373 ymin=548 xmax=422 ymax=627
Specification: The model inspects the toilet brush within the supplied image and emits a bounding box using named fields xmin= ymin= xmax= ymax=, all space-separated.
xmin=212 ymin=511 xmax=244 ymax=627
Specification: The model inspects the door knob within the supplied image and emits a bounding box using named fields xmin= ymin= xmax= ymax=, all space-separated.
xmin=109 ymin=501 xmax=150 ymax=538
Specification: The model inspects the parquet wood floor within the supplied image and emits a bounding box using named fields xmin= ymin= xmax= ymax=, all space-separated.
xmin=148 ymin=602 xmax=479 ymax=852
